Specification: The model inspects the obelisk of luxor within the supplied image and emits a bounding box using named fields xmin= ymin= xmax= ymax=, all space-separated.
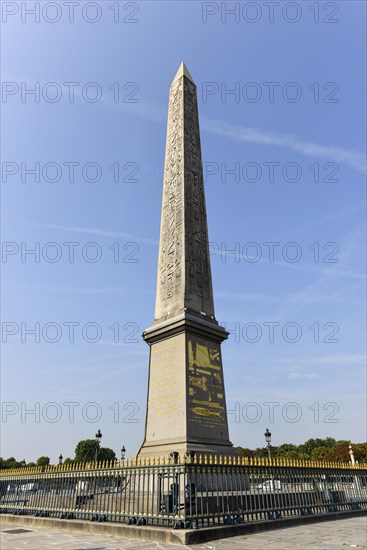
xmin=138 ymin=63 xmax=235 ymax=458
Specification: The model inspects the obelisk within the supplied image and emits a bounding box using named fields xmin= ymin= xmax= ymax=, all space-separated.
xmin=138 ymin=63 xmax=234 ymax=458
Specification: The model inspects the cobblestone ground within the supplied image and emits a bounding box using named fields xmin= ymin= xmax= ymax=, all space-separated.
xmin=1 ymin=517 xmax=366 ymax=550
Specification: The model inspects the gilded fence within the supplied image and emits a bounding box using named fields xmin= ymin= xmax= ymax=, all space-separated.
xmin=0 ymin=455 xmax=366 ymax=529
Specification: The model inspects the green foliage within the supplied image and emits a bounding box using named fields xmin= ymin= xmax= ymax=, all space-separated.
xmin=235 ymin=447 xmax=255 ymax=458
xmin=237 ymin=437 xmax=366 ymax=463
xmin=98 ymin=447 xmax=116 ymax=462
xmin=74 ymin=439 xmax=98 ymax=462
xmin=74 ymin=439 xmax=116 ymax=463
xmin=275 ymin=443 xmax=300 ymax=459
xmin=353 ymin=443 xmax=367 ymax=462
xmin=0 ymin=457 xmax=22 ymax=469
xmin=36 ymin=456 xmax=50 ymax=467
xmin=2 ymin=437 xmax=365 ymax=469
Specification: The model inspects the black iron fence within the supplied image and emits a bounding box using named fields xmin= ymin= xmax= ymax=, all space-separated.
xmin=0 ymin=455 xmax=366 ymax=529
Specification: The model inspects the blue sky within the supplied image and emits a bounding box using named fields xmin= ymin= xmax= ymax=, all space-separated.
xmin=1 ymin=1 xmax=366 ymax=462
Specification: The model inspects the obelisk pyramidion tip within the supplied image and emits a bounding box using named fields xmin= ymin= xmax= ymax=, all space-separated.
xmin=172 ymin=62 xmax=194 ymax=83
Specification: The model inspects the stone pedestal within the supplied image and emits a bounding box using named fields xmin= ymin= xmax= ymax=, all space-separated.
xmin=138 ymin=312 xmax=236 ymax=458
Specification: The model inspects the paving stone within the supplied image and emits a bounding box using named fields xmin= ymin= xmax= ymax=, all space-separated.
xmin=1 ymin=516 xmax=366 ymax=549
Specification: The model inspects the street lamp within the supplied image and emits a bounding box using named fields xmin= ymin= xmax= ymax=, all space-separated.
xmin=95 ymin=429 xmax=102 ymax=462
xmin=58 ymin=454 xmax=63 ymax=465
xmin=264 ymin=428 xmax=272 ymax=459
xmin=121 ymin=446 xmax=126 ymax=460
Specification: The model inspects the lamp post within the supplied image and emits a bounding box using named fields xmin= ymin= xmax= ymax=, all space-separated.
xmin=264 ymin=428 xmax=272 ymax=459
xmin=95 ymin=429 xmax=102 ymax=462
xmin=58 ymin=454 xmax=63 ymax=465
xmin=121 ymin=446 xmax=126 ymax=460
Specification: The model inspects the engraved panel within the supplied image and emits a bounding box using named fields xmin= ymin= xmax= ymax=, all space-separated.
xmin=183 ymin=80 xmax=214 ymax=317
xmin=154 ymin=74 xmax=215 ymax=322
xmin=187 ymin=334 xmax=230 ymax=441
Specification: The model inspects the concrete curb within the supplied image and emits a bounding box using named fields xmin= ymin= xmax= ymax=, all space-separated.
xmin=1 ymin=510 xmax=366 ymax=545
xmin=0 ymin=515 xmax=186 ymax=545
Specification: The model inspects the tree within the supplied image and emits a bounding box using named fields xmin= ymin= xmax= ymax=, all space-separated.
xmin=311 ymin=446 xmax=329 ymax=461
xmin=99 ymin=447 xmax=116 ymax=462
xmin=75 ymin=439 xmax=98 ymax=462
xmin=275 ymin=444 xmax=300 ymax=459
xmin=353 ymin=443 xmax=367 ymax=463
xmin=235 ymin=447 xmax=255 ymax=458
xmin=298 ymin=438 xmax=337 ymax=459
xmin=36 ymin=456 xmax=50 ymax=467
xmin=2 ymin=457 xmax=21 ymax=469
xmin=74 ymin=440 xmax=116 ymax=463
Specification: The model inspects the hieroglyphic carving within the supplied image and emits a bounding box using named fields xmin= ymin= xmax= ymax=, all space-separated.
xmin=187 ymin=336 xmax=229 ymax=435
xmin=154 ymin=74 xmax=215 ymax=322
xmin=154 ymin=78 xmax=184 ymax=320
xmin=183 ymin=79 xmax=214 ymax=317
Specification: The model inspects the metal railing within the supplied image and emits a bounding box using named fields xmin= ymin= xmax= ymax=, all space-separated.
xmin=0 ymin=455 xmax=366 ymax=529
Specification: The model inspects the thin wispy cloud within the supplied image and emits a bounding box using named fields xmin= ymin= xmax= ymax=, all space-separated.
xmin=32 ymin=223 xmax=158 ymax=246
xmin=280 ymin=354 xmax=366 ymax=366
xmin=216 ymin=291 xmax=280 ymax=303
xmin=3 ymin=282 xmax=145 ymax=296
xmin=201 ymin=118 xmax=367 ymax=173
xmin=4 ymin=73 xmax=365 ymax=174
xmin=288 ymin=372 xmax=318 ymax=380
xmin=211 ymin=246 xmax=366 ymax=280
